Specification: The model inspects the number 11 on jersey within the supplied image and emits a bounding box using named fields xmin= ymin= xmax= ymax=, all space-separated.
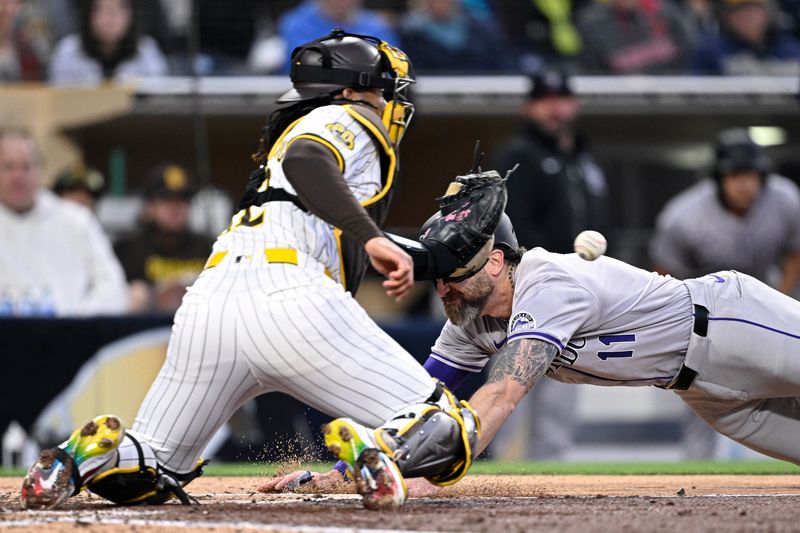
xmin=597 ymin=334 xmax=635 ymax=360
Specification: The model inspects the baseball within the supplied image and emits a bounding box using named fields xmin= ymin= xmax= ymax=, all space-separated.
xmin=574 ymin=230 xmax=607 ymax=261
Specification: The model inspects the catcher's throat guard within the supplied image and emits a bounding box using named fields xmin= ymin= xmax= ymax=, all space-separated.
xmin=377 ymin=41 xmax=415 ymax=145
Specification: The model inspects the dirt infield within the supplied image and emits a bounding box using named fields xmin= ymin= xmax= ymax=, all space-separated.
xmin=2 ymin=475 xmax=800 ymax=532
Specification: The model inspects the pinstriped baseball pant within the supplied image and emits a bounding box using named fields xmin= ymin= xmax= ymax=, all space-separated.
xmin=130 ymin=263 xmax=435 ymax=473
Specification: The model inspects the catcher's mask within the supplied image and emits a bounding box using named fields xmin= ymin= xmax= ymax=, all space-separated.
xmin=419 ymin=169 xmax=512 ymax=284
xmin=277 ymin=29 xmax=416 ymax=145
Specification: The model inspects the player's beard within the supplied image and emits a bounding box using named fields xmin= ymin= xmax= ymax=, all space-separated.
xmin=442 ymin=270 xmax=493 ymax=326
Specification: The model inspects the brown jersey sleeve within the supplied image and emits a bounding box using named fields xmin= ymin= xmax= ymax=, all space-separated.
xmin=282 ymin=137 xmax=383 ymax=245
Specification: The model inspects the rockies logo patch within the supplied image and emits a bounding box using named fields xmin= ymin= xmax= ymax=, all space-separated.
xmin=509 ymin=312 xmax=536 ymax=333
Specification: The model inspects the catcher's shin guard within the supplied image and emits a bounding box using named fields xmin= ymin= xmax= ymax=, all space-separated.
xmin=87 ymin=433 xmax=206 ymax=505
xmin=323 ymin=418 xmax=407 ymax=510
xmin=21 ymin=414 xmax=124 ymax=510
xmin=379 ymin=382 xmax=480 ymax=486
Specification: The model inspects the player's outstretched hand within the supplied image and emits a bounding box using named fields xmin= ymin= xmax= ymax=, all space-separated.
xmin=257 ymin=469 xmax=344 ymax=493
xmin=406 ymin=477 xmax=443 ymax=497
xmin=365 ymin=236 xmax=414 ymax=302
xmin=257 ymin=468 xmax=444 ymax=498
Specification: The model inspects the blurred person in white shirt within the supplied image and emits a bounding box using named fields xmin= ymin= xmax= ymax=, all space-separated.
xmin=0 ymin=129 xmax=128 ymax=316
xmin=48 ymin=0 xmax=167 ymax=85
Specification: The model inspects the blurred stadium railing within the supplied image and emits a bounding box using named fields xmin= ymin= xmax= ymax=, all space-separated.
xmin=119 ymin=74 xmax=800 ymax=267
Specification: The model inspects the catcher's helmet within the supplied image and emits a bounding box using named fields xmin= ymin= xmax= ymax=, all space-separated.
xmin=713 ymin=128 xmax=771 ymax=181
xmin=277 ymin=29 xmax=416 ymax=144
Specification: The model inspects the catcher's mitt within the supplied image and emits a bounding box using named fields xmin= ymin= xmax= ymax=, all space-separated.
xmin=419 ymin=163 xmax=511 ymax=282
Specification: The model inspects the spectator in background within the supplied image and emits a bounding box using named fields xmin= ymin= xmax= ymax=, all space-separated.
xmin=49 ymin=0 xmax=168 ymax=85
xmin=52 ymin=164 xmax=105 ymax=212
xmin=779 ymin=0 xmax=800 ymax=38
xmin=248 ymin=3 xmax=288 ymax=75
xmin=690 ymin=0 xmax=800 ymax=75
xmin=651 ymin=128 xmax=800 ymax=459
xmin=0 ymin=130 xmax=128 ymax=316
xmin=277 ymin=0 xmax=399 ymax=73
xmin=494 ymin=0 xmax=592 ymax=73
xmin=0 ymin=0 xmax=47 ymax=81
xmin=576 ymin=0 xmax=692 ymax=74
xmin=114 ymin=164 xmax=213 ymax=314
xmin=398 ymin=0 xmax=514 ymax=73
xmin=680 ymin=0 xmax=720 ymax=42
xmin=192 ymin=0 xmax=257 ymax=75
xmin=488 ymin=69 xmax=609 ymax=461
xmin=36 ymin=0 xmax=78 ymax=44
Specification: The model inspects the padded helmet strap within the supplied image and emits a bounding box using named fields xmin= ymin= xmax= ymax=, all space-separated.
xmin=291 ymin=64 xmax=385 ymax=90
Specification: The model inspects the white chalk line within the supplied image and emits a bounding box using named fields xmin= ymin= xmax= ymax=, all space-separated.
xmin=0 ymin=515 xmax=444 ymax=532
xmin=197 ymin=492 xmax=800 ymax=501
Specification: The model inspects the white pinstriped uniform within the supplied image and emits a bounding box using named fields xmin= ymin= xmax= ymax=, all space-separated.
xmin=129 ymin=104 xmax=435 ymax=473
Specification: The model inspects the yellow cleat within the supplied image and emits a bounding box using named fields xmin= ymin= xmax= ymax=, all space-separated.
xmin=323 ymin=418 xmax=407 ymax=510
xmin=20 ymin=415 xmax=125 ymax=510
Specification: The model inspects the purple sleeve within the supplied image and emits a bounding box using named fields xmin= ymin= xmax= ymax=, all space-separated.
xmin=424 ymin=356 xmax=470 ymax=391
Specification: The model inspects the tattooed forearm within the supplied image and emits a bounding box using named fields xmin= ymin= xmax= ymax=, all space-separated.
xmin=486 ymin=339 xmax=558 ymax=392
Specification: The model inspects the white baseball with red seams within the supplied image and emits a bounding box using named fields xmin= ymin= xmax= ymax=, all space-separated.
xmin=573 ymin=230 xmax=607 ymax=261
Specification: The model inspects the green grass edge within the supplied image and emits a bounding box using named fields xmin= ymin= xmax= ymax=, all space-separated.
xmin=3 ymin=460 xmax=797 ymax=478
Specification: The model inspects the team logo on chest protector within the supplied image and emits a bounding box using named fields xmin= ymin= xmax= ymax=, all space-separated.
xmin=509 ymin=312 xmax=536 ymax=333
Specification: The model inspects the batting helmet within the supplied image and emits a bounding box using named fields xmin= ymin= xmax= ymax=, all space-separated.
xmin=492 ymin=213 xmax=519 ymax=252
xmin=277 ymin=29 xmax=416 ymax=144
xmin=712 ymin=128 xmax=771 ymax=182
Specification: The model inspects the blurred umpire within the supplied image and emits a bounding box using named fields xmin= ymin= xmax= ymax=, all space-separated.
xmin=651 ymin=127 xmax=800 ymax=459
xmin=491 ymin=67 xmax=609 ymax=255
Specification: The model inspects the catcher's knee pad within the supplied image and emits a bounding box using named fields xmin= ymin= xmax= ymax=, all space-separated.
xmin=377 ymin=381 xmax=479 ymax=486
xmin=87 ymin=434 xmax=206 ymax=505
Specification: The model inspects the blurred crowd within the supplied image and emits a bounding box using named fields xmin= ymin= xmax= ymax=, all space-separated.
xmin=0 ymin=128 xmax=230 ymax=316
xmin=1 ymin=0 xmax=799 ymax=320
xmin=2 ymin=0 xmax=800 ymax=83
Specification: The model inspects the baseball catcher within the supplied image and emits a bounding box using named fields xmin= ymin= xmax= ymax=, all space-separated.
xmin=20 ymin=30 xmax=489 ymax=513
xmin=269 ymin=154 xmax=516 ymax=502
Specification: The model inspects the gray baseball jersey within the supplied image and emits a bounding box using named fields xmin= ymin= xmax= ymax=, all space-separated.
xmin=432 ymin=249 xmax=694 ymax=386
xmin=650 ymin=176 xmax=800 ymax=281
xmin=131 ymin=104 xmax=435 ymax=473
xmin=432 ymin=248 xmax=800 ymax=466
